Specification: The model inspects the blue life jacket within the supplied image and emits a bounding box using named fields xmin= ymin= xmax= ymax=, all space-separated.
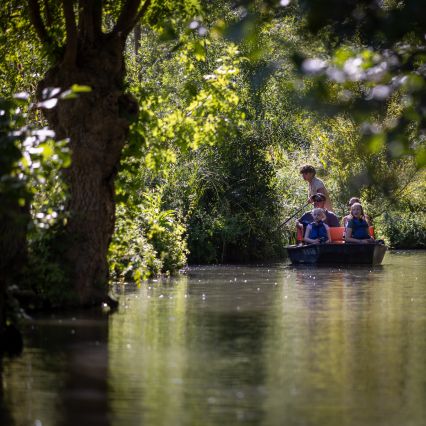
xmin=348 ymin=218 xmax=370 ymax=239
xmin=309 ymin=221 xmax=328 ymax=240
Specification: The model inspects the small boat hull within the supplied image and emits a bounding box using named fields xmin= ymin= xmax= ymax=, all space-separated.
xmin=286 ymin=243 xmax=387 ymax=265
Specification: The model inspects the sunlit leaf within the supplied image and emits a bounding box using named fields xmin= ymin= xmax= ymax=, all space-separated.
xmin=415 ymin=146 xmax=426 ymax=168
xmin=37 ymin=98 xmax=58 ymax=109
xmin=70 ymin=84 xmax=92 ymax=93
xmin=40 ymin=142 xmax=54 ymax=161
xmin=366 ymin=133 xmax=385 ymax=154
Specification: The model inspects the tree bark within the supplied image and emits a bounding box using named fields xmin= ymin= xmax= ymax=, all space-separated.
xmin=39 ymin=34 xmax=138 ymax=305
xmin=134 ymin=23 xmax=141 ymax=54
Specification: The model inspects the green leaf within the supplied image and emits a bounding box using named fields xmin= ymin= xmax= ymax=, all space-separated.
xmin=416 ymin=146 xmax=426 ymax=168
xmin=367 ymin=133 xmax=385 ymax=154
xmin=40 ymin=142 xmax=54 ymax=161
xmin=70 ymin=84 xmax=92 ymax=93
xmin=193 ymin=41 xmax=206 ymax=61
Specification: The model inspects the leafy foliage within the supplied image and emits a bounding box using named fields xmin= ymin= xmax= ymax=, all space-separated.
xmin=378 ymin=211 xmax=426 ymax=249
xmin=293 ymin=0 xmax=426 ymax=169
xmin=0 ymin=94 xmax=71 ymax=309
xmin=2 ymin=0 xmax=426 ymax=302
xmin=185 ymin=133 xmax=287 ymax=263
xmin=0 ymin=94 xmax=70 ymax=227
xmin=109 ymin=190 xmax=188 ymax=283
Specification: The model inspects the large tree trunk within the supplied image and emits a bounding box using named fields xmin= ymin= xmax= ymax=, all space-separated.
xmin=39 ymin=35 xmax=137 ymax=305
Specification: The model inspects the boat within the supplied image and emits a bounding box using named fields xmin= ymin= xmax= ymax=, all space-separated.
xmin=288 ymin=226 xmax=387 ymax=265
xmin=286 ymin=242 xmax=387 ymax=265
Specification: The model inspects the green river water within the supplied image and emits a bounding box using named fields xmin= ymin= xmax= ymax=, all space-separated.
xmin=1 ymin=250 xmax=425 ymax=426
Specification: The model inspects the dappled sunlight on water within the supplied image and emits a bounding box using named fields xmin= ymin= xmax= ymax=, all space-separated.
xmin=1 ymin=251 xmax=425 ymax=425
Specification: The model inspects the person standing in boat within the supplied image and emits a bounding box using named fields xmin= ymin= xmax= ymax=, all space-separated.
xmin=344 ymin=203 xmax=376 ymax=244
xmin=303 ymin=208 xmax=331 ymax=244
xmin=296 ymin=193 xmax=339 ymax=233
xmin=342 ymin=197 xmax=372 ymax=227
xmin=300 ymin=164 xmax=333 ymax=211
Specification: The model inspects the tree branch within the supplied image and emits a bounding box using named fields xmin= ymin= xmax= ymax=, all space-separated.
xmin=133 ymin=0 xmax=152 ymax=28
xmin=43 ymin=0 xmax=53 ymax=27
xmin=28 ymin=0 xmax=51 ymax=44
xmin=92 ymin=0 xmax=103 ymax=37
xmin=113 ymin=0 xmax=140 ymax=36
xmin=133 ymin=23 xmax=141 ymax=54
xmin=62 ymin=0 xmax=78 ymax=67
xmin=79 ymin=0 xmax=103 ymax=43
xmin=79 ymin=0 xmax=95 ymax=43
xmin=112 ymin=0 xmax=151 ymax=39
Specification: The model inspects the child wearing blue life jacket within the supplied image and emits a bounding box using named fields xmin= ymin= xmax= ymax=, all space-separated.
xmin=342 ymin=197 xmax=372 ymax=228
xmin=345 ymin=202 xmax=375 ymax=244
xmin=303 ymin=208 xmax=331 ymax=244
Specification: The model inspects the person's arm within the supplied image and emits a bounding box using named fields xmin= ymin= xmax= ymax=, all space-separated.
xmin=303 ymin=224 xmax=319 ymax=244
xmin=345 ymin=226 xmax=358 ymax=243
xmin=297 ymin=213 xmax=311 ymax=229
xmin=345 ymin=226 xmax=368 ymax=244
xmin=361 ymin=218 xmax=375 ymax=242
xmin=324 ymin=224 xmax=331 ymax=243
xmin=364 ymin=221 xmax=376 ymax=243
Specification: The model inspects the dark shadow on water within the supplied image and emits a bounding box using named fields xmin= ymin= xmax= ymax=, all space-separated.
xmin=0 ymin=362 xmax=15 ymax=426
xmin=2 ymin=311 xmax=111 ymax=426
xmin=285 ymin=263 xmax=384 ymax=272
xmin=55 ymin=324 xmax=110 ymax=426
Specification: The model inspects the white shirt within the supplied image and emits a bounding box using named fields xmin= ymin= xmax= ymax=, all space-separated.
xmin=308 ymin=176 xmax=333 ymax=211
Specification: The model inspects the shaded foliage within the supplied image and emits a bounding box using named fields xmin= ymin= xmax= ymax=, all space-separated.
xmin=186 ymin=132 xmax=286 ymax=263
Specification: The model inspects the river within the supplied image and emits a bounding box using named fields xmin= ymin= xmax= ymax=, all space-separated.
xmin=1 ymin=251 xmax=425 ymax=426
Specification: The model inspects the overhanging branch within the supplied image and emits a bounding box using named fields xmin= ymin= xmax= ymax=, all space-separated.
xmin=62 ymin=0 xmax=78 ymax=67
xmin=79 ymin=0 xmax=95 ymax=43
xmin=112 ymin=0 xmax=151 ymax=39
xmin=43 ymin=0 xmax=53 ymax=26
xmin=92 ymin=0 xmax=102 ymax=37
xmin=133 ymin=0 xmax=152 ymax=28
xmin=28 ymin=0 xmax=51 ymax=44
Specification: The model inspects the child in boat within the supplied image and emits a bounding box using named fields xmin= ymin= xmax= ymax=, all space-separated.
xmin=342 ymin=197 xmax=372 ymax=227
xmin=344 ymin=203 xmax=375 ymax=244
xmin=303 ymin=208 xmax=331 ymax=244
xmin=297 ymin=193 xmax=339 ymax=231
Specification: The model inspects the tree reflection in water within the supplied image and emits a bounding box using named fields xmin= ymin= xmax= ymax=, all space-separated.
xmin=2 ymin=314 xmax=110 ymax=426
xmin=1 ymin=252 xmax=426 ymax=426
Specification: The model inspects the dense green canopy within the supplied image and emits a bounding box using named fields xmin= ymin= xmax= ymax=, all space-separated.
xmin=1 ymin=1 xmax=425 ymax=343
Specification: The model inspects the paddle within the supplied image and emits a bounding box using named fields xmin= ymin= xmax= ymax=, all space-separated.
xmin=276 ymin=194 xmax=326 ymax=231
xmin=276 ymin=201 xmax=311 ymax=231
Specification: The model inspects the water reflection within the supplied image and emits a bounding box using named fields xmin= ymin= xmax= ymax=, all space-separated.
xmin=0 ymin=362 xmax=14 ymax=426
xmin=108 ymin=271 xmax=275 ymax=425
xmin=2 ymin=314 xmax=110 ymax=426
xmin=263 ymin=261 xmax=426 ymax=426
xmin=1 ymin=252 xmax=425 ymax=426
